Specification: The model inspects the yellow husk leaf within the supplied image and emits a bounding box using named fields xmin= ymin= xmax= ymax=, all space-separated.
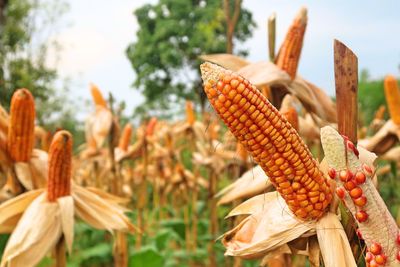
xmin=381 ymin=146 xmax=400 ymax=161
xmin=72 ymin=184 xmax=138 ymax=233
xmin=358 ymin=119 xmax=400 ymax=153
xmin=222 ymin=192 xmax=315 ymax=259
xmin=217 ymin=166 xmax=272 ymax=205
xmin=315 ymin=213 xmax=356 ymax=267
xmin=237 ymin=61 xmax=291 ymax=86
xmin=85 ymin=187 xmax=130 ymax=205
xmin=0 ymin=189 xmax=43 ymax=233
xmin=85 ymin=106 xmax=113 ymax=148
xmin=0 ymin=194 xmax=63 ymax=267
xmin=199 ymin=54 xmax=250 ymax=71
xmin=13 ymin=163 xmax=33 ymax=190
xmin=57 ymin=196 xmax=74 ymax=253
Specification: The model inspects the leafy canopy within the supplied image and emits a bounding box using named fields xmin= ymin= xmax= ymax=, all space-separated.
xmin=126 ymin=0 xmax=255 ymax=117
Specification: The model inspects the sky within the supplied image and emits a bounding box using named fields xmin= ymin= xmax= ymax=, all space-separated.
xmin=47 ymin=0 xmax=400 ymax=118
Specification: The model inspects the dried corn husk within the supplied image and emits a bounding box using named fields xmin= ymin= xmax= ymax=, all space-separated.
xmin=216 ymin=166 xmax=272 ymax=205
xmin=85 ymin=106 xmax=113 ymax=149
xmin=358 ymin=119 xmax=400 ymax=154
xmin=199 ymin=54 xmax=250 ymax=71
xmin=222 ymin=192 xmax=316 ymax=259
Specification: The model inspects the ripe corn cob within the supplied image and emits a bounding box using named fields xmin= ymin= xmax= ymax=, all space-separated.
xmin=118 ymin=123 xmax=132 ymax=151
xmin=200 ymin=62 xmax=332 ymax=220
xmin=383 ymin=75 xmax=400 ymax=125
xmin=185 ymin=101 xmax=196 ymax=126
xmin=146 ymin=117 xmax=157 ymax=137
xmin=90 ymin=83 xmax=108 ymax=108
xmin=47 ymin=130 xmax=72 ymax=202
xmin=282 ymin=107 xmax=299 ymax=132
xmin=275 ymin=7 xmax=307 ymax=80
xmin=7 ymin=89 xmax=36 ymax=162
xmin=321 ymin=126 xmax=399 ymax=267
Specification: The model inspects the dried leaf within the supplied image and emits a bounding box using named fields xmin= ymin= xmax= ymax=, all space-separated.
xmin=73 ymin=184 xmax=138 ymax=233
xmin=0 ymin=194 xmax=62 ymax=267
xmin=0 ymin=189 xmax=43 ymax=233
xmin=217 ymin=166 xmax=272 ymax=205
xmin=199 ymin=54 xmax=250 ymax=71
xmin=57 ymin=196 xmax=74 ymax=253
xmin=222 ymin=192 xmax=315 ymax=259
xmin=316 ymin=213 xmax=356 ymax=267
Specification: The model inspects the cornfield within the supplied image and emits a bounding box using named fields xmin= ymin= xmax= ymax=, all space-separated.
xmin=0 ymin=3 xmax=399 ymax=267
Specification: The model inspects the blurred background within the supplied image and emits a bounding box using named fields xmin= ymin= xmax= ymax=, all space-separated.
xmin=0 ymin=0 xmax=399 ymax=145
xmin=1 ymin=1 xmax=400 ymax=267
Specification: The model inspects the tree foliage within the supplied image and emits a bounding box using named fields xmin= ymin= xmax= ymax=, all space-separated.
xmin=126 ymin=0 xmax=256 ymax=117
xmin=0 ymin=0 xmax=72 ymax=126
xmin=358 ymin=77 xmax=388 ymax=125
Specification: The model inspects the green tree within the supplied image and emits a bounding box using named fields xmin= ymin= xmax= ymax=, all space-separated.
xmin=0 ymin=0 xmax=71 ymax=124
xmin=358 ymin=78 xmax=387 ymax=125
xmin=0 ymin=0 xmax=84 ymax=143
xmin=126 ymin=0 xmax=256 ymax=117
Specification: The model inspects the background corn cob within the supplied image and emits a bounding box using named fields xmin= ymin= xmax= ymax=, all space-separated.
xmin=47 ymin=130 xmax=73 ymax=202
xmin=118 ymin=123 xmax=132 ymax=151
xmin=7 ymin=89 xmax=36 ymax=162
xmin=185 ymin=101 xmax=196 ymax=126
xmin=90 ymin=83 xmax=108 ymax=108
xmin=282 ymin=107 xmax=299 ymax=132
xmin=374 ymin=105 xmax=386 ymax=121
xmin=383 ymin=75 xmax=400 ymax=125
xmin=275 ymin=7 xmax=307 ymax=80
xmin=200 ymin=62 xmax=332 ymax=220
xmin=321 ymin=126 xmax=399 ymax=266
xmin=146 ymin=117 xmax=157 ymax=137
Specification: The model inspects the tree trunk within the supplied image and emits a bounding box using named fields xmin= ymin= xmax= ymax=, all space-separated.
xmin=223 ymin=0 xmax=242 ymax=54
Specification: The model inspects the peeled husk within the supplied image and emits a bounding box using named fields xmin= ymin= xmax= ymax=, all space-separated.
xmin=85 ymin=106 xmax=113 ymax=149
xmin=358 ymin=119 xmax=400 ymax=154
xmin=216 ymin=165 xmax=272 ymax=205
xmin=0 ymin=194 xmax=74 ymax=267
xmin=14 ymin=149 xmax=47 ymax=190
xmin=222 ymin=192 xmax=315 ymax=259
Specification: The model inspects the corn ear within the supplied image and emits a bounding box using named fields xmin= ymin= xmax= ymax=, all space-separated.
xmin=383 ymin=75 xmax=400 ymax=124
xmin=185 ymin=101 xmax=196 ymax=126
xmin=7 ymin=89 xmax=36 ymax=162
xmin=47 ymin=131 xmax=72 ymax=202
xmin=282 ymin=107 xmax=299 ymax=132
xmin=146 ymin=117 xmax=157 ymax=137
xmin=90 ymin=83 xmax=108 ymax=108
xmin=275 ymin=7 xmax=307 ymax=80
xmin=118 ymin=123 xmax=132 ymax=151
xmin=321 ymin=126 xmax=399 ymax=266
xmin=200 ymin=62 xmax=332 ymax=220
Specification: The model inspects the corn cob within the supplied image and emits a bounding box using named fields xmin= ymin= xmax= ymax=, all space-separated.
xmin=282 ymin=107 xmax=299 ymax=132
xmin=236 ymin=142 xmax=248 ymax=162
xmin=47 ymin=130 xmax=72 ymax=202
xmin=7 ymin=89 xmax=36 ymax=162
xmin=146 ymin=117 xmax=157 ymax=137
xmin=185 ymin=101 xmax=196 ymax=126
xmin=200 ymin=62 xmax=332 ymax=220
xmin=118 ymin=123 xmax=132 ymax=151
xmin=321 ymin=126 xmax=399 ymax=266
xmin=275 ymin=7 xmax=307 ymax=80
xmin=374 ymin=105 xmax=386 ymax=121
xmin=383 ymin=75 xmax=400 ymax=125
xmin=90 ymin=83 xmax=108 ymax=108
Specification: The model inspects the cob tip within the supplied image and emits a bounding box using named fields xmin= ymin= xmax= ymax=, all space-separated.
xmin=296 ymin=7 xmax=308 ymax=24
xmin=268 ymin=12 xmax=276 ymax=22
